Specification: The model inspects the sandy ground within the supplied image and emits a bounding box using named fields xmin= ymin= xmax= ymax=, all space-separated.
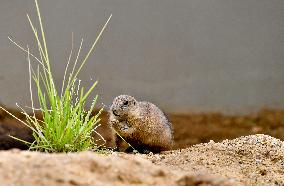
xmin=141 ymin=134 xmax=284 ymax=185
xmin=0 ymin=108 xmax=284 ymax=185
xmin=1 ymin=108 xmax=284 ymax=150
xmin=0 ymin=134 xmax=283 ymax=186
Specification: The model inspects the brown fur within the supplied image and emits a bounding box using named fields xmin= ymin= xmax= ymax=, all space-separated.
xmin=109 ymin=95 xmax=173 ymax=153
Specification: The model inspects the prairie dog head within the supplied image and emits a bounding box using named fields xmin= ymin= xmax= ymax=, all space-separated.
xmin=110 ymin=95 xmax=138 ymax=120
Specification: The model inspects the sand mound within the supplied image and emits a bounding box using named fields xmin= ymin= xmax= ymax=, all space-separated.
xmin=143 ymin=134 xmax=284 ymax=185
xmin=0 ymin=134 xmax=283 ymax=186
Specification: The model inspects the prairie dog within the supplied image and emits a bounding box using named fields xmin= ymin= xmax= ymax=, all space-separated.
xmin=109 ymin=95 xmax=173 ymax=153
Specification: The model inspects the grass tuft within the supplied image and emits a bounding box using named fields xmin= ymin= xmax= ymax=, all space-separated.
xmin=1 ymin=0 xmax=111 ymax=152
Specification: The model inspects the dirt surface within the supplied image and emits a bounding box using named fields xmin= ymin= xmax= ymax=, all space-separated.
xmin=0 ymin=134 xmax=283 ymax=186
xmin=141 ymin=134 xmax=284 ymax=185
xmin=0 ymin=107 xmax=33 ymax=149
xmin=1 ymin=107 xmax=284 ymax=150
xmin=169 ymin=109 xmax=284 ymax=149
xmin=1 ymin=107 xmax=284 ymax=185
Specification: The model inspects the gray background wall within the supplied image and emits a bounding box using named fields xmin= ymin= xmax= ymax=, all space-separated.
xmin=0 ymin=0 xmax=283 ymax=113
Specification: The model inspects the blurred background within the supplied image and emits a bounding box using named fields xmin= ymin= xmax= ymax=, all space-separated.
xmin=0 ymin=0 xmax=283 ymax=114
xmin=0 ymin=0 xmax=284 ymax=150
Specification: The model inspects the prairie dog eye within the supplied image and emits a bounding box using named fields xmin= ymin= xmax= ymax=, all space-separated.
xmin=123 ymin=101 xmax=129 ymax=106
